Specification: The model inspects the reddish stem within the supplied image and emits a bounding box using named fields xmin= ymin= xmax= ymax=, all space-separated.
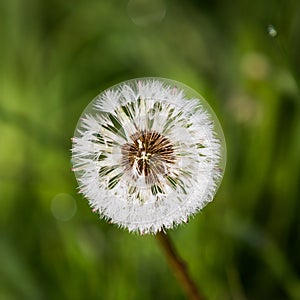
xmin=156 ymin=232 xmax=205 ymax=300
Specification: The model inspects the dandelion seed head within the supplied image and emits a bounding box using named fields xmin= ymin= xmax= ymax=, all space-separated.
xmin=71 ymin=78 xmax=226 ymax=234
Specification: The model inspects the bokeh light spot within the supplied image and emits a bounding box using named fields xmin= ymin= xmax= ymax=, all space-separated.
xmin=127 ymin=0 xmax=166 ymax=27
xmin=240 ymin=52 xmax=270 ymax=80
xmin=51 ymin=193 xmax=77 ymax=221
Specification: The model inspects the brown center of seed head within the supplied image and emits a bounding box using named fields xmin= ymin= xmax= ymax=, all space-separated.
xmin=121 ymin=130 xmax=176 ymax=185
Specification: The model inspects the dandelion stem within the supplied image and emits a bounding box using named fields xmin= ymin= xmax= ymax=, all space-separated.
xmin=156 ymin=232 xmax=205 ymax=300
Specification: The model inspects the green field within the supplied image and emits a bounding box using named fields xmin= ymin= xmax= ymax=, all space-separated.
xmin=1 ymin=0 xmax=300 ymax=299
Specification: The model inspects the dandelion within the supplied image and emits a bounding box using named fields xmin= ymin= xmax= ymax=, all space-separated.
xmin=71 ymin=78 xmax=226 ymax=234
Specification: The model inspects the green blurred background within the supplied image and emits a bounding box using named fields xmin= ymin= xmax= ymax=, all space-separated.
xmin=1 ymin=0 xmax=300 ymax=299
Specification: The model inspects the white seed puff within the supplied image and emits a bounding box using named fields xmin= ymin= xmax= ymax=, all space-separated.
xmin=71 ymin=78 xmax=225 ymax=234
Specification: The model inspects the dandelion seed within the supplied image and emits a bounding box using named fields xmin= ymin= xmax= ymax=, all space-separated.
xmin=71 ymin=78 xmax=226 ymax=234
xmin=267 ymin=24 xmax=277 ymax=38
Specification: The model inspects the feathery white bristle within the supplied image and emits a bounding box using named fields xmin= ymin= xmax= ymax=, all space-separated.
xmin=71 ymin=78 xmax=225 ymax=234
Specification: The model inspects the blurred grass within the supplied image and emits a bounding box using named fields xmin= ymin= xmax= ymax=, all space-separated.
xmin=1 ymin=0 xmax=300 ymax=299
